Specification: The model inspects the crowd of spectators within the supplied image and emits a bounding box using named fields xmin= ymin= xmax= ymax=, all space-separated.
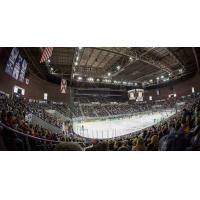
xmin=0 ymin=92 xmax=200 ymax=150
xmin=27 ymin=101 xmax=67 ymax=128
xmin=86 ymin=94 xmax=200 ymax=151
xmin=0 ymin=99 xmax=86 ymax=150
xmin=76 ymin=98 xmax=177 ymax=118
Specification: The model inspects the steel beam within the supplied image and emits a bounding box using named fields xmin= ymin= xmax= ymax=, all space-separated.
xmin=134 ymin=70 xmax=162 ymax=81
xmin=166 ymin=48 xmax=185 ymax=68
xmin=192 ymin=47 xmax=200 ymax=73
xmin=22 ymin=48 xmax=46 ymax=79
xmin=92 ymin=47 xmax=173 ymax=74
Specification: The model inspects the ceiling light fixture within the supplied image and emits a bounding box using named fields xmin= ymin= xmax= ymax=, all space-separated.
xmin=89 ymin=77 xmax=94 ymax=82
xmin=179 ymin=69 xmax=183 ymax=73
xmin=116 ymin=65 xmax=121 ymax=70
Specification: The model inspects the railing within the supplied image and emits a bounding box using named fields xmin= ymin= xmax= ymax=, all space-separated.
xmin=0 ymin=121 xmax=89 ymax=151
xmin=0 ymin=121 xmax=60 ymax=150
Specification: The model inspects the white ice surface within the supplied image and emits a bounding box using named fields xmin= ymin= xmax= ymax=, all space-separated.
xmin=73 ymin=110 xmax=175 ymax=139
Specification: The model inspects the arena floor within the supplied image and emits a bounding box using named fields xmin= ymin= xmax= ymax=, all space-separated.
xmin=73 ymin=109 xmax=176 ymax=139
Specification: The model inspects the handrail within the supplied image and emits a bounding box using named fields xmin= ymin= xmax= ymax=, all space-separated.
xmin=0 ymin=121 xmax=60 ymax=143
xmin=0 ymin=121 xmax=90 ymax=149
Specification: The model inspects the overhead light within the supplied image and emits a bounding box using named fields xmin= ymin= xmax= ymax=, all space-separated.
xmin=50 ymin=67 xmax=54 ymax=73
xmin=103 ymin=79 xmax=111 ymax=83
xmin=96 ymin=78 xmax=100 ymax=82
xmin=156 ymin=77 xmax=160 ymax=80
xmin=74 ymin=61 xmax=78 ymax=66
xmin=103 ymin=79 xmax=110 ymax=83
xmin=149 ymin=79 xmax=153 ymax=83
xmin=174 ymin=93 xmax=177 ymax=97
xmin=128 ymin=82 xmax=133 ymax=85
xmin=161 ymin=75 xmax=164 ymax=79
xmin=192 ymin=87 xmax=195 ymax=93
xmin=87 ymin=77 xmax=94 ymax=82
xmin=168 ymin=73 xmax=171 ymax=76
xmin=116 ymin=65 xmax=121 ymax=70
xmin=129 ymin=57 xmax=133 ymax=61
xmin=114 ymin=81 xmax=121 ymax=84
xmin=164 ymin=78 xmax=169 ymax=82
xmin=77 ymin=76 xmax=82 ymax=81
xmin=108 ymin=72 xmax=111 ymax=76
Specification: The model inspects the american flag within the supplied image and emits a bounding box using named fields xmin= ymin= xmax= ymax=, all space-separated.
xmin=40 ymin=47 xmax=53 ymax=63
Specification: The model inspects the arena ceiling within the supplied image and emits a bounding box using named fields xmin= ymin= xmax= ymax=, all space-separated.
xmin=14 ymin=47 xmax=200 ymax=87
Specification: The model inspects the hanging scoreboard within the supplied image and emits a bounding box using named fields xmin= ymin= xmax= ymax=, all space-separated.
xmin=128 ymin=89 xmax=144 ymax=101
xmin=128 ymin=89 xmax=136 ymax=100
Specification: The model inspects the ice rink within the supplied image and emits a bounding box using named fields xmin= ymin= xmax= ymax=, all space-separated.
xmin=73 ymin=109 xmax=176 ymax=139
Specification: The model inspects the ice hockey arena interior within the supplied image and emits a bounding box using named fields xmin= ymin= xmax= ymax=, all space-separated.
xmin=0 ymin=47 xmax=200 ymax=151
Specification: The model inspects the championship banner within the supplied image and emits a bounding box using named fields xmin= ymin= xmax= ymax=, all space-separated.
xmin=5 ymin=47 xmax=19 ymax=76
xmin=5 ymin=48 xmax=28 ymax=83
xmin=18 ymin=59 xmax=28 ymax=82
xmin=61 ymin=79 xmax=67 ymax=94
xmin=12 ymin=54 xmax=23 ymax=80
xmin=9 ymin=47 xmax=19 ymax=65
